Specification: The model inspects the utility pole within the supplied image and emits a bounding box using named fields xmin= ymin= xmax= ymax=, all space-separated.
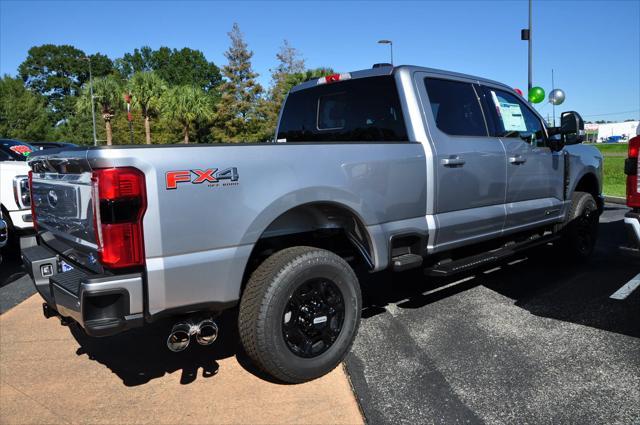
xmin=521 ymin=0 xmax=533 ymax=101
xmin=83 ymin=56 xmax=98 ymax=146
xmin=528 ymin=0 xmax=532 ymax=94
xmin=551 ymin=69 xmax=556 ymax=126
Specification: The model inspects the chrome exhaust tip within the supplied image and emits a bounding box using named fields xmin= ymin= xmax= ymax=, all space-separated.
xmin=195 ymin=319 xmax=219 ymax=346
xmin=167 ymin=322 xmax=192 ymax=352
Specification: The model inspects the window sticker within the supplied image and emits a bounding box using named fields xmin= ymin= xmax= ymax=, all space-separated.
xmin=491 ymin=91 xmax=527 ymax=132
xmin=9 ymin=145 xmax=32 ymax=156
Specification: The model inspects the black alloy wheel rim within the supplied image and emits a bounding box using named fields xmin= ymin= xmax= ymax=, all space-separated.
xmin=282 ymin=278 xmax=346 ymax=358
xmin=576 ymin=204 xmax=597 ymax=254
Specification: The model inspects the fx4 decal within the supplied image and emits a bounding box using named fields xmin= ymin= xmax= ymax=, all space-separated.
xmin=166 ymin=167 xmax=239 ymax=190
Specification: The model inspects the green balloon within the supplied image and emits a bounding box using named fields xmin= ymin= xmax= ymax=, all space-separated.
xmin=528 ymin=86 xmax=545 ymax=104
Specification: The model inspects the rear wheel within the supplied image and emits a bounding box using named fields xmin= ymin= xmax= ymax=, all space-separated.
xmin=559 ymin=191 xmax=599 ymax=261
xmin=239 ymin=246 xmax=361 ymax=383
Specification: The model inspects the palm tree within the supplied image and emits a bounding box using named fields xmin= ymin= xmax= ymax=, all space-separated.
xmin=78 ymin=75 xmax=123 ymax=145
xmin=129 ymin=71 xmax=166 ymax=144
xmin=161 ymin=85 xmax=213 ymax=144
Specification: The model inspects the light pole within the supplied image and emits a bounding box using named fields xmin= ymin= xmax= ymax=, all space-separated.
xmin=377 ymin=39 xmax=393 ymax=65
xmin=82 ymin=56 xmax=98 ymax=146
xmin=521 ymin=0 xmax=533 ymax=100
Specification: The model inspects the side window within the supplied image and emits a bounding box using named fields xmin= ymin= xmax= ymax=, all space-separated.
xmin=277 ymin=76 xmax=408 ymax=142
xmin=423 ymin=78 xmax=487 ymax=137
xmin=487 ymin=89 xmax=546 ymax=145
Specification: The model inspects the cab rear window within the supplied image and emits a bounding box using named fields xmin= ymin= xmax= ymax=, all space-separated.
xmin=277 ymin=76 xmax=408 ymax=142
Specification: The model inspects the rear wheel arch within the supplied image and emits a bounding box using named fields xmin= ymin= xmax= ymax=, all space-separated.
xmin=240 ymin=202 xmax=374 ymax=293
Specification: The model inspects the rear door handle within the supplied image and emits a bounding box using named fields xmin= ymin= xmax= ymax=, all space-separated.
xmin=509 ymin=155 xmax=527 ymax=165
xmin=441 ymin=156 xmax=466 ymax=167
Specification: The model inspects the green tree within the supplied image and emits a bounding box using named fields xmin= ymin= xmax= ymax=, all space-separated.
xmin=18 ymin=44 xmax=112 ymax=123
xmin=114 ymin=46 xmax=154 ymax=77
xmin=116 ymin=46 xmax=221 ymax=92
xmin=283 ymin=67 xmax=335 ymax=94
xmin=212 ymin=23 xmax=265 ymax=142
xmin=161 ymin=85 xmax=213 ymax=144
xmin=260 ymin=40 xmax=306 ymax=140
xmin=128 ymin=71 xmax=167 ymax=144
xmin=78 ymin=75 xmax=123 ymax=145
xmin=0 ymin=76 xmax=50 ymax=141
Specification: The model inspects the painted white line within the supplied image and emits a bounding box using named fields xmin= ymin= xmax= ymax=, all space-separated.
xmin=421 ymin=276 xmax=476 ymax=296
xmin=507 ymin=257 xmax=528 ymax=266
xmin=483 ymin=266 xmax=502 ymax=274
xmin=610 ymin=274 xmax=640 ymax=300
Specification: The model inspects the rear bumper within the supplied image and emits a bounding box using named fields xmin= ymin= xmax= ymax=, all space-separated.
xmin=21 ymin=242 xmax=144 ymax=336
xmin=622 ymin=211 xmax=640 ymax=254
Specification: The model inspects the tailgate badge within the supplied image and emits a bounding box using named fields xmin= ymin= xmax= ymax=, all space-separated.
xmin=47 ymin=190 xmax=58 ymax=207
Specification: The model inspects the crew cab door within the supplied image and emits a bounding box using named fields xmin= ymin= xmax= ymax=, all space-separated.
xmin=415 ymin=73 xmax=507 ymax=250
xmin=481 ymin=86 xmax=564 ymax=231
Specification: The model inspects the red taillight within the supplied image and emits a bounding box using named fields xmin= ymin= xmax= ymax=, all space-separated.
xmin=627 ymin=136 xmax=640 ymax=208
xmin=92 ymin=167 xmax=146 ymax=269
xmin=629 ymin=136 xmax=639 ymax=159
xmin=28 ymin=171 xmax=38 ymax=232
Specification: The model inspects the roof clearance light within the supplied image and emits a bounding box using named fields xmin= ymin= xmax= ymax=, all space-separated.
xmin=317 ymin=73 xmax=352 ymax=85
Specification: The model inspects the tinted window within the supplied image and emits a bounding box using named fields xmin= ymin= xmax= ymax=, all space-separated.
xmin=277 ymin=76 xmax=408 ymax=142
xmin=424 ymin=78 xmax=487 ymax=137
xmin=487 ymin=89 xmax=546 ymax=145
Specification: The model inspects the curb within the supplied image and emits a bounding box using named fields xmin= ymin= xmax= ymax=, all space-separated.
xmin=604 ymin=196 xmax=626 ymax=205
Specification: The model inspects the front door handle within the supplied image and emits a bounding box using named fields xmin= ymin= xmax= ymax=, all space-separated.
xmin=509 ymin=155 xmax=527 ymax=165
xmin=441 ymin=156 xmax=466 ymax=167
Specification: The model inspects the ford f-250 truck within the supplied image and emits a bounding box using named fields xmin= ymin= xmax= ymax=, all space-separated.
xmin=22 ymin=65 xmax=603 ymax=383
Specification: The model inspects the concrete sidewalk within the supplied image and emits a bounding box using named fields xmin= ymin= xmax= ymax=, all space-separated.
xmin=0 ymin=295 xmax=364 ymax=424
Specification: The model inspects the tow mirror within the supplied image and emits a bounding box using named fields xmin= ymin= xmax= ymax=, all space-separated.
xmin=561 ymin=111 xmax=585 ymax=145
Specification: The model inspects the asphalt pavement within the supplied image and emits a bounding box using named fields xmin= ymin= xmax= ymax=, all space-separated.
xmin=346 ymin=203 xmax=640 ymax=424
xmin=0 ymin=251 xmax=34 ymax=314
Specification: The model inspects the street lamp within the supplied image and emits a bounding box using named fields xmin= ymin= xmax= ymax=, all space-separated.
xmin=82 ymin=56 xmax=98 ymax=146
xmin=377 ymin=39 xmax=393 ymax=65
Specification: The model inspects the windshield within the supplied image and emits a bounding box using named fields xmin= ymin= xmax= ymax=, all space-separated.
xmin=0 ymin=139 xmax=35 ymax=161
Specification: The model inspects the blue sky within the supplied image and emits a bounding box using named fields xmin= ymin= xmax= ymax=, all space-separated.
xmin=1 ymin=0 xmax=639 ymax=122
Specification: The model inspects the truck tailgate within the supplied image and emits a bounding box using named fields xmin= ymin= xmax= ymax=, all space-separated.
xmin=29 ymin=151 xmax=101 ymax=272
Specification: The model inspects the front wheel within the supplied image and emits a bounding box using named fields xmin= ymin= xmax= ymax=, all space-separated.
xmin=239 ymin=246 xmax=361 ymax=383
xmin=559 ymin=191 xmax=599 ymax=261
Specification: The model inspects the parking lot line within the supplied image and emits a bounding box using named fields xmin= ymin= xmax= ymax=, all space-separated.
xmin=483 ymin=266 xmax=502 ymax=274
xmin=421 ymin=276 xmax=476 ymax=296
xmin=610 ymin=273 xmax=640 ymax=300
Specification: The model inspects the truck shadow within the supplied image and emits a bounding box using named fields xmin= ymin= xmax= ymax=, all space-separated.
xmin=361 ymin=219 xmax=639 ymax=338
xmin=70 ymin=310 xmax=249 ymax=386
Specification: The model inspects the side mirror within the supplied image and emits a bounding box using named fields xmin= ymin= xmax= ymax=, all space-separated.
xmin=561 ymin=111 xmax=585 ymax=145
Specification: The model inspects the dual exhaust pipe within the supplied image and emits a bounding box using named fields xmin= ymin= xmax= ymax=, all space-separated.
xmin=167 ymin=318 xmax=219 ymax=352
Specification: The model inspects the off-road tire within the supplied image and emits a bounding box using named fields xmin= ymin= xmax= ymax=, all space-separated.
xmin=559 ymin=191 xmax=599 ymax=261
xmin=238 ymin=246 xmax=361 ymax=383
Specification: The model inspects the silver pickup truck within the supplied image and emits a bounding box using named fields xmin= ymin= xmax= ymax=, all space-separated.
xmin=22 ymin=65 xmax=603 ymax=383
